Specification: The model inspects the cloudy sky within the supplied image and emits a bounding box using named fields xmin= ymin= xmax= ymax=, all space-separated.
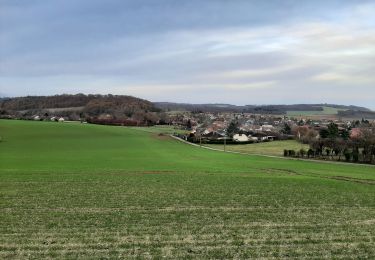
xmin=1 ymin=0 xmax=375 ymax=109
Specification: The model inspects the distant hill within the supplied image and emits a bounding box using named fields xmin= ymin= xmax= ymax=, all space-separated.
xmin=154 ymin=102 xmax=370 ymax=114
xmin=1 ymin=95 xmax=372 ymax=121
xmin=154 ymin=102 xmax=243 ymax=113
xmin=0 ymin=94 xmax=160 ymax=121
xmin=337 ymin=110 xmax=375 ymax=119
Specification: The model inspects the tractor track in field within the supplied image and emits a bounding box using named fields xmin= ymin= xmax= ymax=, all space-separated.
xmin=260 ymin=167 xmax=375 ymax=185
xmin=171 ymin=135 xmax=375 ymax=186
xmin=325 ymin=175 xmax=375 ymax=185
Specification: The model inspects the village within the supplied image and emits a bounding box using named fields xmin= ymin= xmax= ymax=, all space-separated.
xmin=25 ymin=109 xmax=375 ymax=147
xmin=2 ymin=102 xmax=374 ymax=164
xmin=168 ymin=111 xmax=374 ymax=144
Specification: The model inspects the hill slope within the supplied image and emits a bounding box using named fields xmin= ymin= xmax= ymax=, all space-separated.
xmin=0 ymin=120 xmax=374 ymax=258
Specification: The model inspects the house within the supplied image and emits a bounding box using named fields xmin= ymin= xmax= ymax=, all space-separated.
xmin=350 ymin=128 xmax=361 ymax=139
xmin=246 ymin=134 xmax=259 ymax=141
xmin=58 ymin=117 xmax=65 ymax=122
xmin=202 ymin=129 xmax=226 ymax=139
xmin=251 ymin=125 xmax=263 ymax=132
xmin=265 ymin=135 xmax=276 ymax=141
xmin=261 ymin=124 xmax=274 ymax=132
xmin=212 ymin=121 xmax=227 ymax=130
xmin=233 ymin=134 xmax=249 ymax=142
xmin=33 ymin=115 xmax=40 ymax=121
xmin=258 ymin=136 xmax=275 ymax=141
xmin=203 ymin=128 xmax=214 ymax=135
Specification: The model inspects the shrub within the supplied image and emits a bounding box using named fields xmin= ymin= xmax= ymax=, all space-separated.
xmin=344 ymin=151 xmax=352 ymax=162
xmin=283 ymin=149 xmax=288 ymax=157
xmin=352 ymin=151 xmax=359 ymax=162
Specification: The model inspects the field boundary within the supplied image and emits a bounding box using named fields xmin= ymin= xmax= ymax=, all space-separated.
xmin=170 ymin=135 xmax=375 ymax=168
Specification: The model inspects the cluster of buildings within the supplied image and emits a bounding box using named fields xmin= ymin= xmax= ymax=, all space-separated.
xmin=174 ymin=111 xmax=375 ymax=143
xmin=33 ymin=115 xmax=65 ymax=122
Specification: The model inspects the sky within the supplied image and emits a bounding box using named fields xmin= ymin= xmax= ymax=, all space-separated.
xmin=1 ymin=0 xmax=375 ymax=109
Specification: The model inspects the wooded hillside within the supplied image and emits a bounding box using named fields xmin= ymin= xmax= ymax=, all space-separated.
xmin=0 ymin=94 xmax=160 ymax=122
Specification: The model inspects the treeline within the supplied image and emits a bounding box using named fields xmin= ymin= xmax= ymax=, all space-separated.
xmin=0 ymin=94 xmax=92 ymax=110
xmin=86 ymin=118 xmax=143 ymax=126
xmin=246 ymin=104 xmax=323 ymax=114
xmin=286 ymin=123 xmax=375 ymax=164
xmin=154 ymin=102 xmax=242 ymax=113
xmin=154 ymin=102 xmax=369 ymax=114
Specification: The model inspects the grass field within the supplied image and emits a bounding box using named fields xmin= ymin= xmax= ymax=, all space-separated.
xmin=204 ymin=140 xmax=309 ymax=157
xmin=129 ymin=125 xmax=189 ymax=135
xmin=1 ymin=120 xmax=375 ymax=258
xmin=286 ymin=106 xmax=346 ymax=117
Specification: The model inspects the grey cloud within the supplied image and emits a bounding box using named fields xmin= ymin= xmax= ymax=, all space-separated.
xmin=1 ymin=0 xmax=375 ymax=109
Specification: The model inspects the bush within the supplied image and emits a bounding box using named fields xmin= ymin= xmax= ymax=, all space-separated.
xmin=307 ymin=149 xmax=314 ymax=158
xmin=283 ymin=149 xmax=288 ymax=157
xmin=352 ymin=151 xmax=359 ymax=162
xmin=344 ymin=151 xmax=352 ymax=162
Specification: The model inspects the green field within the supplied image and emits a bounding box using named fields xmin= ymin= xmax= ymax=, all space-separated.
xmin=204 ymin=140 xmax=309 ymax=157
xmin=286 ymin=106 xmax=346 ymax=116
xmin=129 ymin=125 xmax=189 ymax=135
xmin=1 ymin=120 xmax=374 ymax=258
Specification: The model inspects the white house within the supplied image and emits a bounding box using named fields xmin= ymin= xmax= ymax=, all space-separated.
xmin=233 ymin=134 xmax=249 ymax=142
xmin=248 ymin=135 xmax=259 ymax=141
xmin=203 ymin=128 xmax=213 ymax=135
xmin=33 ymin=115 xmax=40 ymax=121
xmin=58 ymin=117 xmax=65 ymax=122
xmin=262 ymin=124 xmax=274 ymax=132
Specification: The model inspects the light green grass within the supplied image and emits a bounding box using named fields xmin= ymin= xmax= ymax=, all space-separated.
xmin=130 ymin=125 xmax=189 ymax=135
xmin=0 ymin=120 xmax=374 ymax=258
xmin=287 ymin=106 xmax=347 ymax=116
xmin=204 ymin=140 xmax=309 ymax=156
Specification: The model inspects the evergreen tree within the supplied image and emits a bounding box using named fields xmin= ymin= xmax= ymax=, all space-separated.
xmin=226 ymin=120 xmax=239 ymax=137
